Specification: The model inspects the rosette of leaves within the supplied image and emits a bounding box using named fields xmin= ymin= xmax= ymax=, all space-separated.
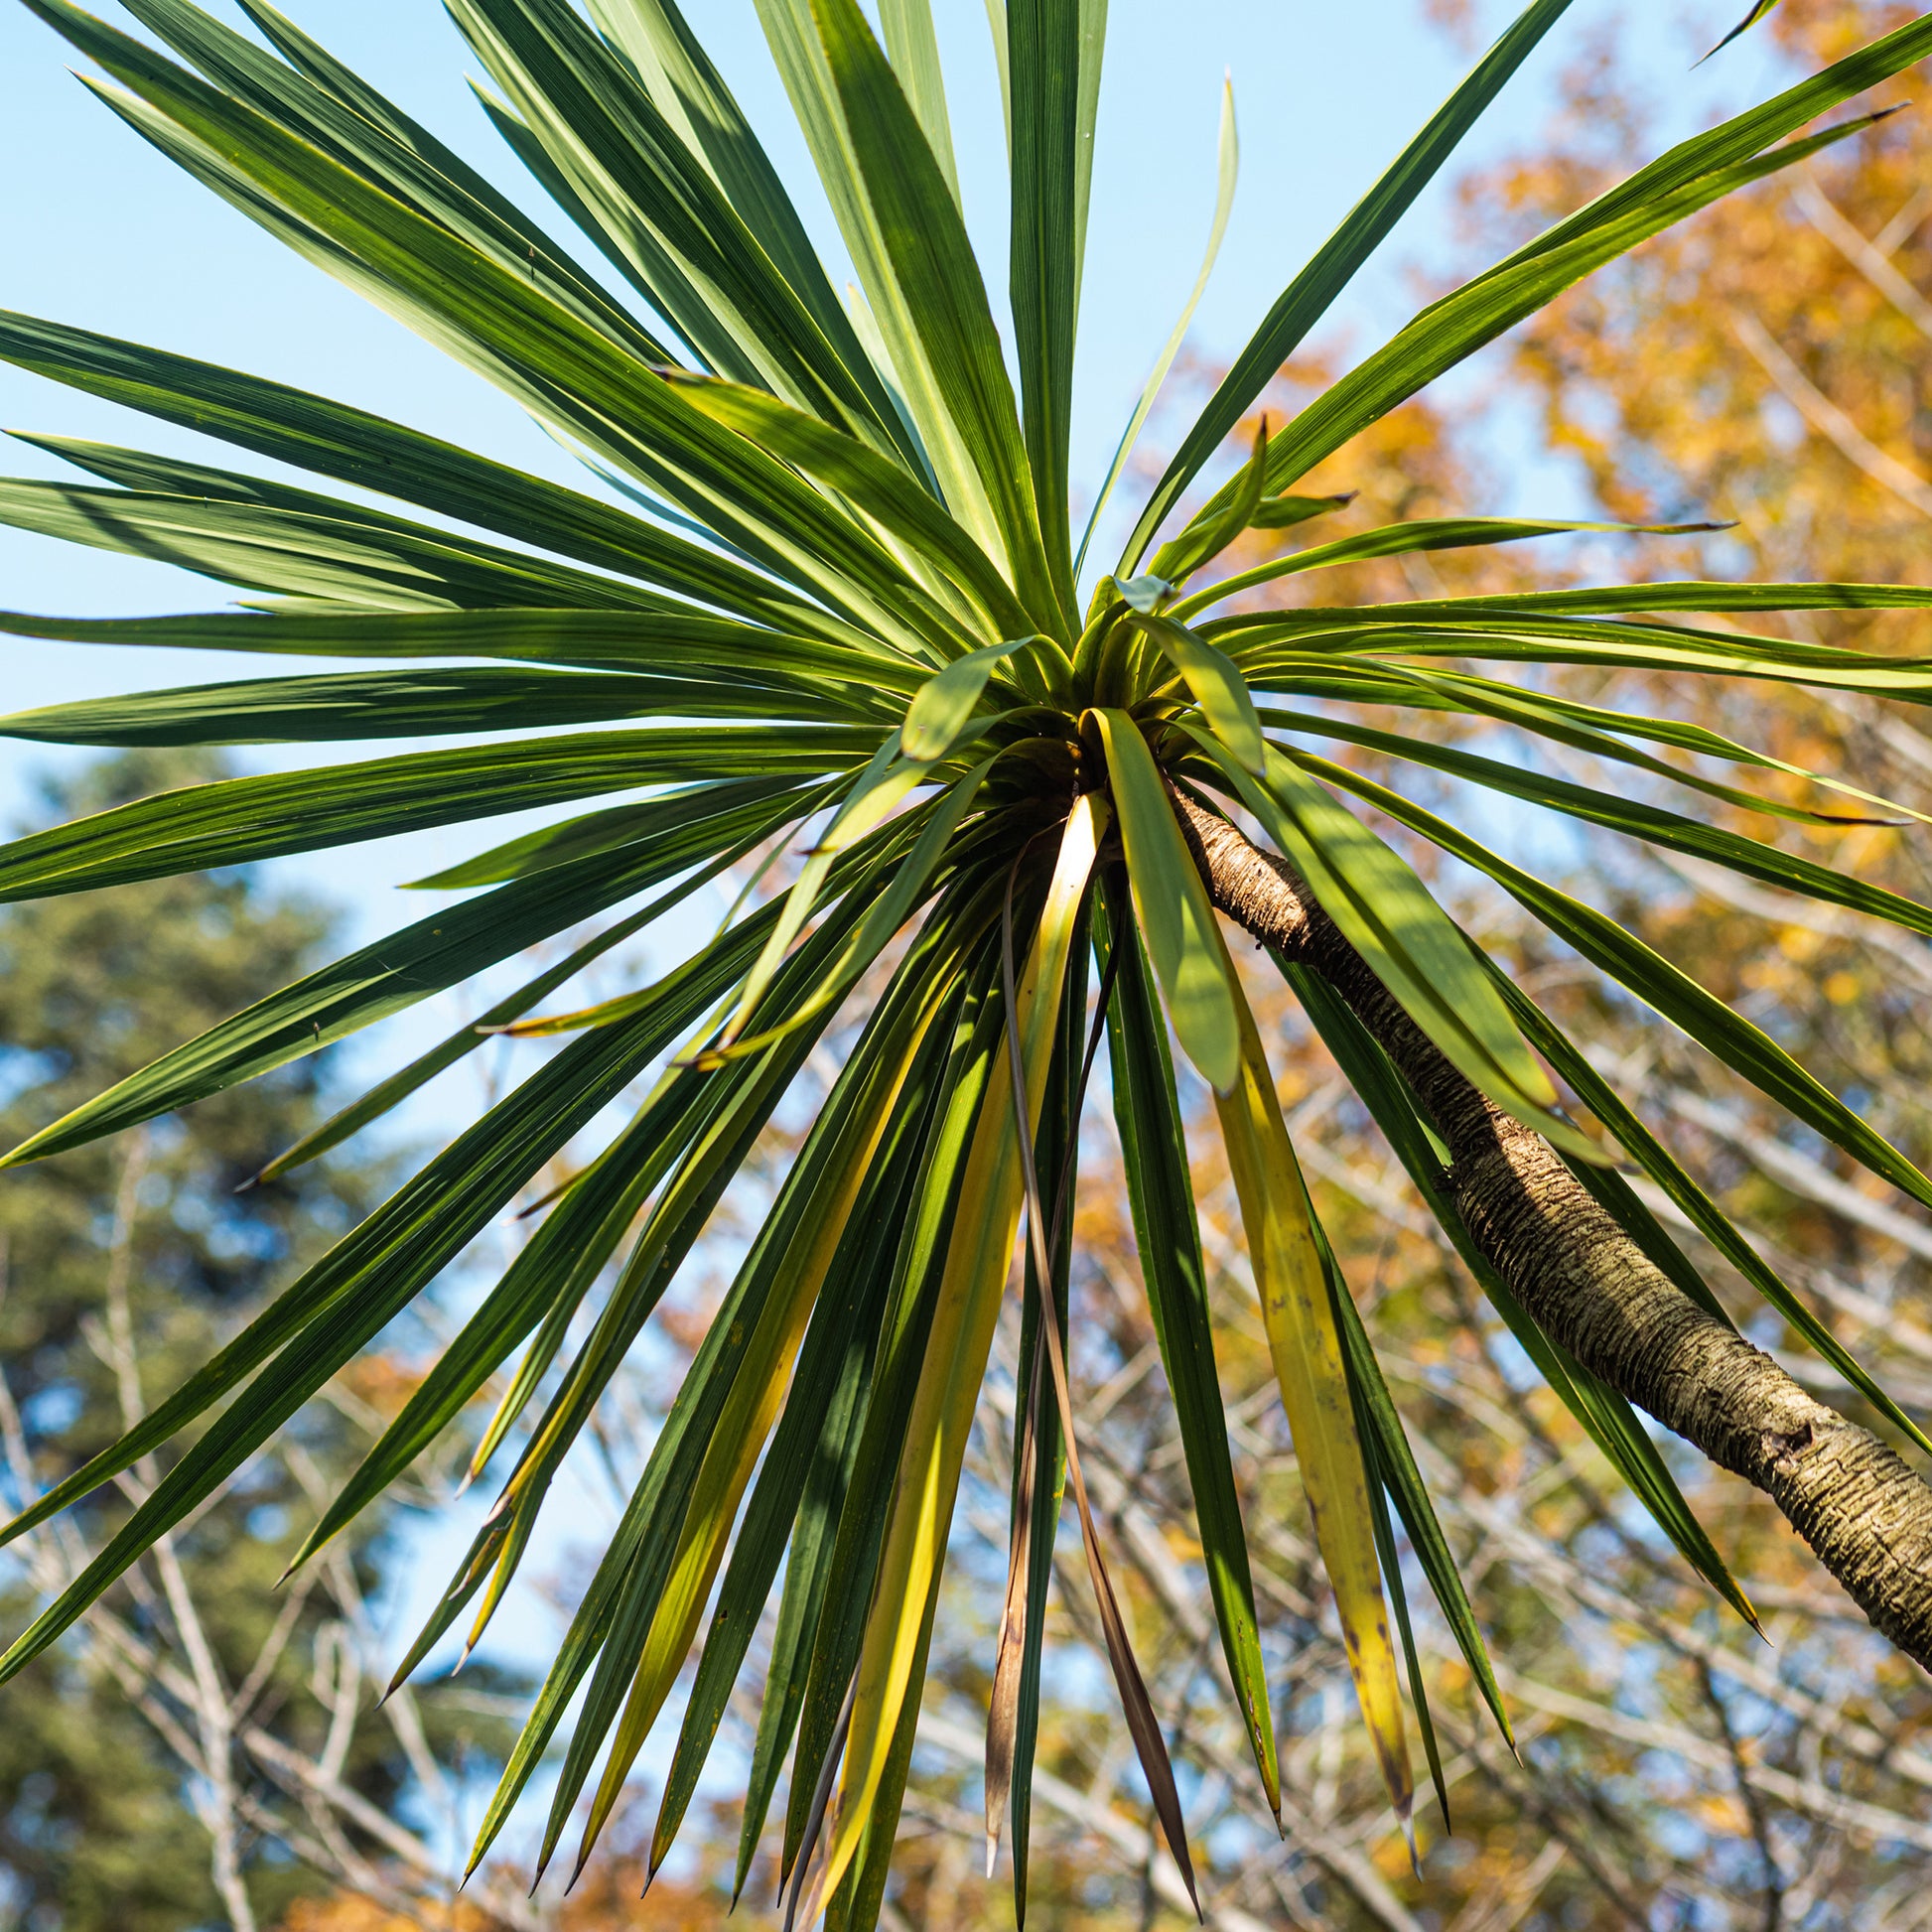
xmin=3 ymin=0 xmax=1932 ymax=1919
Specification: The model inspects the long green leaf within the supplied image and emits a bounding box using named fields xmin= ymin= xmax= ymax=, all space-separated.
xmin=879 ymin=0 xmax=959 ymax=202
xmin=0 ymin=605 xmax=919 ymax=690
xmin=1008 ymin=0 xmax=1090 ymax=613
xmin=1266 ymin=713 xmax=1932 ymax=925
xmin=0 ymin=666 xmax=841 ymax=746
xmin=31 ymin=0 xmax=947 ymax=636
xmin=1256 ymin=109 xmax=1899 ymax=497
xmin=0 ymin=309 xmax=825 ymax=627
xmin=660 ymin=371 xmax=1033 ymax=647
xmin=1 ymin=779 xmax=820 ymax=1167
xmin=775 ymin=959 xmax=1002 ymax=1891
xmin=0 ymin=472 xmax=642 ymax=614
xmin=1189 ymin=735 xmax=1584 ymax=1151
xmin=809 ymin=0 xmax=1065 ymax=635
xmin=583 ymin=0 xmax=915 ymax=457
xmin=1288 ymin=959 xmax=1755 ymax=1623
xmin=646 ymin=1006 xmax=949 ymax=1875
xmin=460 ymin=872 xmax=906 ymax=1872
xmin=1170 ymin=514 xmax=1725 ymax=620
xmin=0 ymin=726 xmax=874 ymax=904
xmin=1121 ymin=0 xmax=1576 ymax=571
xmin=1101 ymin=893 xmax=1279 ymax=1814
xmin=1093 ymin=709 xmax=1240 ymax=1092
xmin=0 ymin=984 xmax=692 ymax=1684
xmin=1300 ymin=751 xmax=1932 ymax=1217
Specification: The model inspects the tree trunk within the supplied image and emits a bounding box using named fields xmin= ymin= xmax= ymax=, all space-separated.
xmin=1171 ymin=789 xmax=1932 ymax=1674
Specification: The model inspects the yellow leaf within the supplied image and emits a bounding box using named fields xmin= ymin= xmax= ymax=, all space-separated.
xmin=577 ymin=968 xmax=955 ymax=1870
xmin=803 ymin=792 xmax=1107 ymax=1918
xmin=1212 ymin=953 xmax=1413 ymax=1831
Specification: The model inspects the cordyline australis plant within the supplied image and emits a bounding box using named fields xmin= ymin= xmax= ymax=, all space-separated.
xmin=5 ymin=0 xmax=1932 ymax=1914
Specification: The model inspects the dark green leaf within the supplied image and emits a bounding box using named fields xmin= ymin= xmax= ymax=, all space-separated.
xmin=1102 ymin=892 xmax=1279 ymax=1813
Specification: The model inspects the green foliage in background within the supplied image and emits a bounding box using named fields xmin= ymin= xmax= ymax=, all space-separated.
xmin=0 ymin=752 xmax=502 ymax=1932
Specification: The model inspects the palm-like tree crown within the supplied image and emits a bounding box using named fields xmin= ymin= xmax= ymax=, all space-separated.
xmin=3 ymin=0 xmax=1932 ymax=1917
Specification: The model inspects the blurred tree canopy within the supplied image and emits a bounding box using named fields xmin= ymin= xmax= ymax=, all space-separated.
xmin=0 ymin=752 xmax=518 ymax=1932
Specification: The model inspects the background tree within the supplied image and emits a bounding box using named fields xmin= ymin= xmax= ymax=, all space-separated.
xmin=0 ymin=750 xmax=523 ymax=1932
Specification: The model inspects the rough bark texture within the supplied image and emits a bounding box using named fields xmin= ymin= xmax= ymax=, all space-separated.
xmin=1173 ymin=790 xmax=1932 ymax=1674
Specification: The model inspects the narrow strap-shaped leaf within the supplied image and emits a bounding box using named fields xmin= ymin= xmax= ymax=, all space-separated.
xmin=809 ymin=0 xmax=1066 ymax=636
xmin=1417 ymin=668 xmax=1927 ymax=827
xmin=1121 ymin=0 xmax=1575 ymax=572
xmin=1151 ymin=414 xmax=1269 ymax=587
xmin=405 ymin=777 xmax=826 ymax=892
xmin=1270 ymin=716 xmax=1932 ymax=934
xmin=714 ymin=742 xmax=933 ymax=1053
xmin=0 ymin=725 xmax=876 ymax=906
xmin=566 ymin=959 xmax=958 ymax=1875
xmin=0 ymin=473 xmax=645 ymax=614
xmin=2 ymin=779 xmax=816 ymax=1167
xmin=732 ymin=1314 xmax=877 ymax=1904
xmin=1230 ymin=620 xmax=1932 ymax=708
xmin=1211 ymin=953 xmax=1412 ymax=1831
xmin=810 ymin=798 xmax=1103 ymax=1915
xmin=901 ymin=646 xmax=1030 ymax=761
xmin=0 ymin=309 xmax=829 ymax=628
xmin=1093 ymin=708 xmax=1240 ymax=1092
xmin=1259 ymin=680 xmax=1921 ymax=832
xmin=1190 ymin=734 xmax=1588 ymax=1156
xmin=993 ymin=858 xmax=1200 ymax=1908
xmin=647 ymin=1014 xmax=948 ymax=1878
xmin=1282 ymin=957 xmax=1755 ymax=1623
xmin=1101 ymin=887 xmax=1279 ymax=1817
xmin=1302 ymin=1138 xmax=1509 ymax=1752
xmin=713 ymin=759 xmax=998 ymax=1066
xmin=1171 ymin=514 xmax=1725 ymax=620
xmin=583 ymin=0 xmax=917 ymax=463
xmin=1132 ymin=612 xmax=1265 ymax=771
xmin=0 ymin=604 xmax=918 ymax=692
xmin=821 ymin=1602 xmax=936 ymax=1932
xmin=462 ymin=881 xmax=900 ymax=1872
xmin=661 ymin=371 xmax=1034 ymax=647
xmin=1363 ymin=1441 xmax=1449 ymax=1834
xmin=1255 ymin=109 xmax=1896 ymax=498
xmin=879 ymin=0 xmax=959 ymax=202
xmin=0 ymin=665 xmax=851 ymax=746
xmin=1216 ymin=579 xmax=1932 ymax=635
xmin=1249 ymin=490 xmax=1352 ymax=530
xmin=989 ymin=896 xmax=1094 ymax=1892
xmin=1301 ymin=750 xmax=1932 ymax=1218
xmin=779 ymin=959 xmax=1004 ymax=1889
xmin=0 ymin=988 xmax=684 ymax=1686
xmin=1074 ymin=73 xmax=1234 ymax=579
xmin=1008 ymin=0 xmax=1087 ymax=614
xmin=753 ymin=0 xmax=995 ymax=556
